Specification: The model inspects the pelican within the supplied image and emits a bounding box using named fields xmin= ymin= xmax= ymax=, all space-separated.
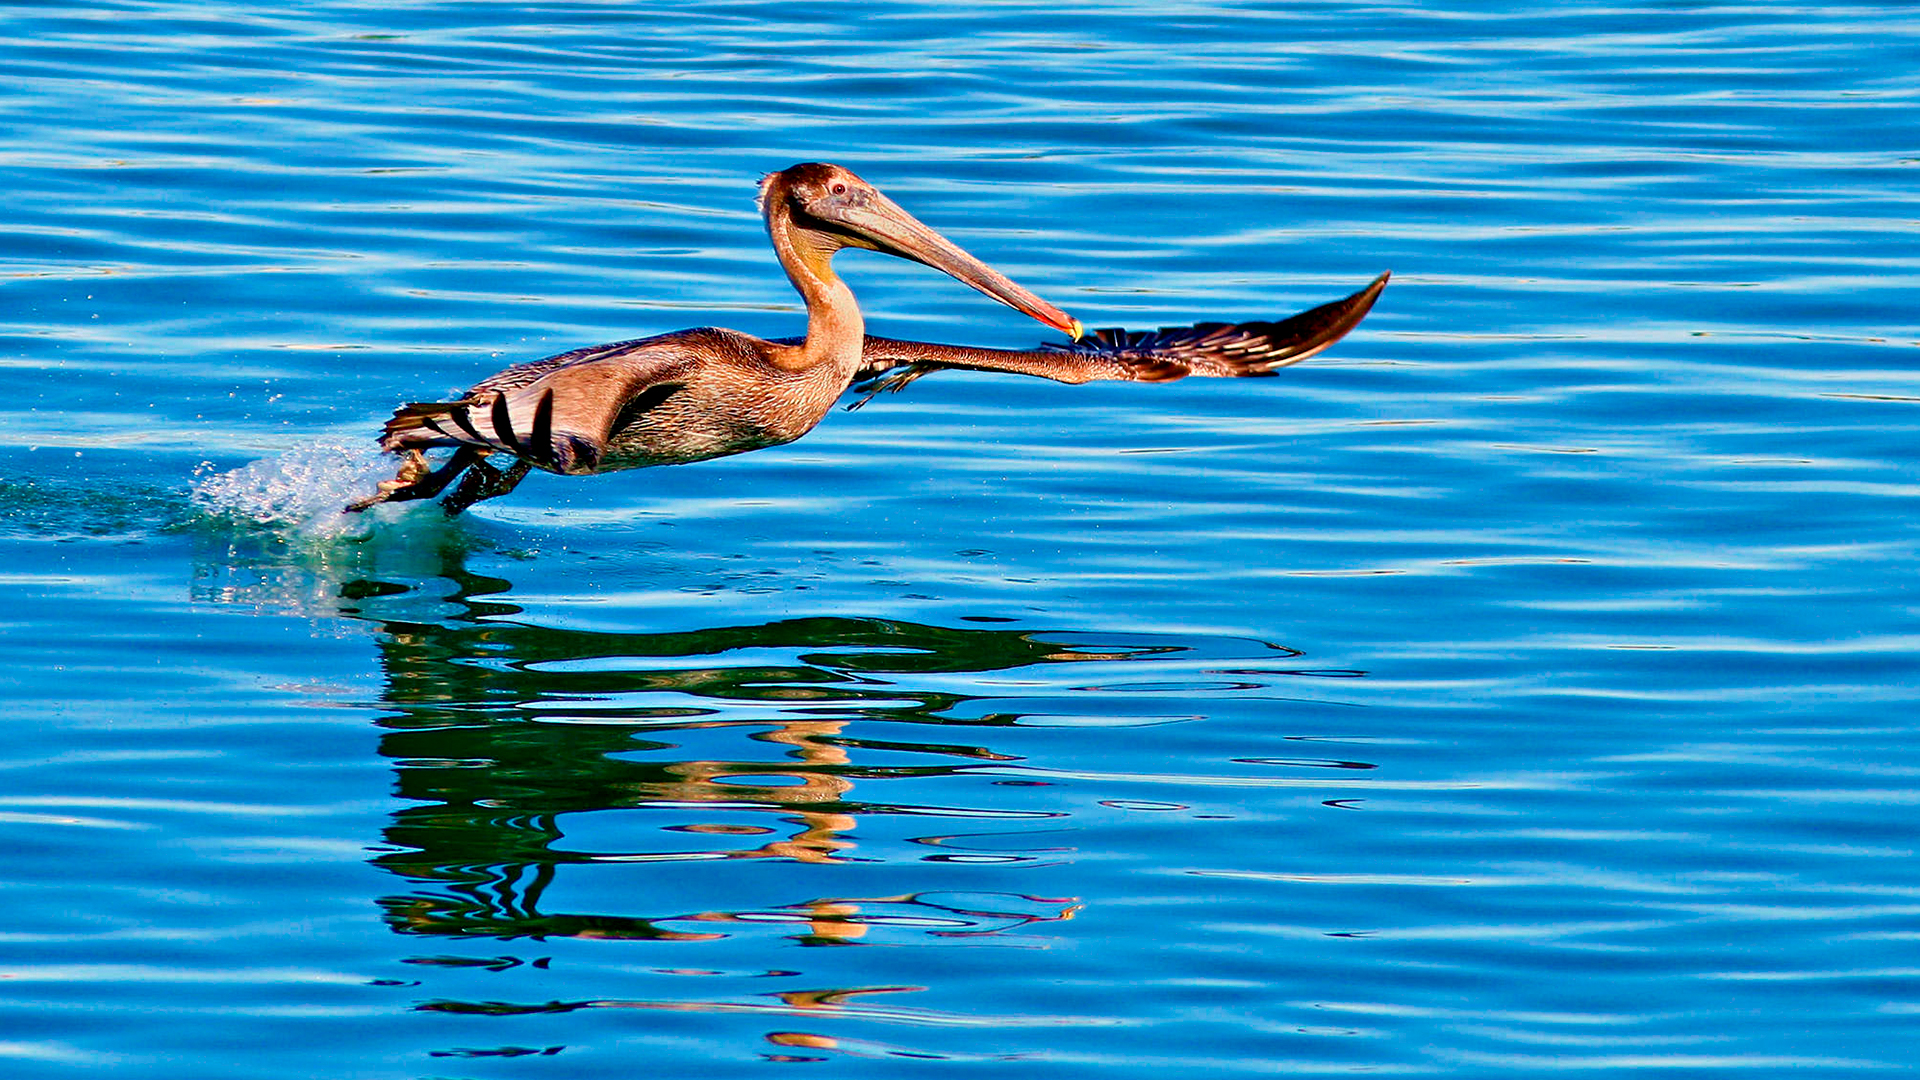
xmin=347 ymin=162 xmax=1388 ymax=516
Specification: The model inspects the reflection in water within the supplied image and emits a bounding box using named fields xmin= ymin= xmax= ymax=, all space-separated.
xmin=192 ymin=529 xmax=1199 ymax=927
xmin=191 ymin=526 xmax=1359 ymax=1058
xmin=363 ymin=573 xmax=1132 ymax=940
xmin=413 ymin=980 xmax=1087 ymax=1064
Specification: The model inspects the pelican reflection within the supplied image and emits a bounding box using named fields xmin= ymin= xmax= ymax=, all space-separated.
xmin=349 ymin=565 xmax=1165 ymax=941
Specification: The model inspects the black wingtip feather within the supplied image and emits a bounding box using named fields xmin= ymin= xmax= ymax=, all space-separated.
xmin=490 ymin=393 xmax=519 ymax=452
xmin=448 ymin=404 xmax=485 ymax=443
xmin=529 ymin=389 xmax=555 ymax=468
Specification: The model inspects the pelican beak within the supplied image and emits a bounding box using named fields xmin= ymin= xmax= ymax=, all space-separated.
xmin=829 ymin=192 xmax=1084 ymax=341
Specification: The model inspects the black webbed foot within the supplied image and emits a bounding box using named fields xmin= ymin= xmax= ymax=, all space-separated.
xmin=345 ymin=448 xmax=481 ymax=513
xmin=440 ymin=457 xmax=534 ymax=516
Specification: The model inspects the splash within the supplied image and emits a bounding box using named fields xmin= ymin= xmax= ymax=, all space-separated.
xmin=191 ymin=437 xmax=405 ymax=540
xmin=188 ymin=438 xmax=486 ymax=620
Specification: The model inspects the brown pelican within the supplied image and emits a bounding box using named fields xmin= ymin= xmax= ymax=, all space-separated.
xmin=347 ymin=162 xmax=1388 ymax=516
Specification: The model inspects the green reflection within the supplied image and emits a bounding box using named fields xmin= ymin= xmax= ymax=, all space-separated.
xmin=325 ymin=556 xmax=1163 ymax=942
xmin=190 ymin=527 xmax=1330 ymax=957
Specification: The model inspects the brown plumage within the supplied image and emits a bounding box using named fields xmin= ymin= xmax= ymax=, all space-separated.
xmin=346 ymin=163 xmax=1388 ymax=516
xmin=848 ymin=271 xmax=1390 ymax=404
xmin=347 ymin=162 xmax=1082 ymax=515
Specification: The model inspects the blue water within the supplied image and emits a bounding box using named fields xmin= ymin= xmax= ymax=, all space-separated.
xmin=5 ymin=1 xmax=1919 ymax=1075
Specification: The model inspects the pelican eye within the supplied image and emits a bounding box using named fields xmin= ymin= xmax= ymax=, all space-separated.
xmin=830 ymin=181 xmax=848 ymax=196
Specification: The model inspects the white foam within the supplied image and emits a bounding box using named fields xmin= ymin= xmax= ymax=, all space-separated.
xmin=190 ymin=437 xmax=403 ymax=540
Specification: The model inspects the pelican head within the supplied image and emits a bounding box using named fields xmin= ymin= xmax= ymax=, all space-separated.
xmin=760 ymin=162 xmax=1083 ymax=340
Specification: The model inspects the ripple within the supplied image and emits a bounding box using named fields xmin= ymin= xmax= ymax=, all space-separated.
xmin=6 ymin=1 xmax=1920 ymax=1077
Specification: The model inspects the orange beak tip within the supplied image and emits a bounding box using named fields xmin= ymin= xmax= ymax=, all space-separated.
xmin=1068 ymin=317 xmax=1085 ymax=342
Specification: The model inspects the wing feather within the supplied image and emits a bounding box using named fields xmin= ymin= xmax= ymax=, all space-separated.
xmin=851 ymin=271 xmax=1389 ymax=405
xmin=373 ymin=329 xmax=718 ymax=474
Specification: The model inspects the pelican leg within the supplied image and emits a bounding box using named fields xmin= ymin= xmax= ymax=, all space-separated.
xmin=439 ymin=457 xmax=533 ymax=516
xmin=345 ymin=448 xmax=481 ymax=513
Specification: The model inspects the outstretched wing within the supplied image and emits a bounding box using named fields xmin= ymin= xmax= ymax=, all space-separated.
xmin=851 ymin=271 xmax=1388 ymax=406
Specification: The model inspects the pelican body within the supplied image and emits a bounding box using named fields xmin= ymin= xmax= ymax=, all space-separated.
xmin=348 ymin=162 xmax=1387 ymax=515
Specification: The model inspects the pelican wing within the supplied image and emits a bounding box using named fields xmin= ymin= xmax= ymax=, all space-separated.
xmin=377 ymin=332 xmax=706 ymax=474
xmin=850 ymin=271 xmax=1388 ymax=405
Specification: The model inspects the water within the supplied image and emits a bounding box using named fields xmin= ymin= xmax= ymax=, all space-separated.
xmin=4 ymin=1 xmax=1919 ymax=1075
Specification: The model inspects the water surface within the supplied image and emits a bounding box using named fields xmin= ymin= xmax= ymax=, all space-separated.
xmin=4 ymin=2 xmax=1919 ymax=1076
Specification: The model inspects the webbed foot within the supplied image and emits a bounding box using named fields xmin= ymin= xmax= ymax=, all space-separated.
xmin=440 ymin=457 xmax=533 ymax=516
xmin=345 ymin=448 xmax=480 ymax=513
